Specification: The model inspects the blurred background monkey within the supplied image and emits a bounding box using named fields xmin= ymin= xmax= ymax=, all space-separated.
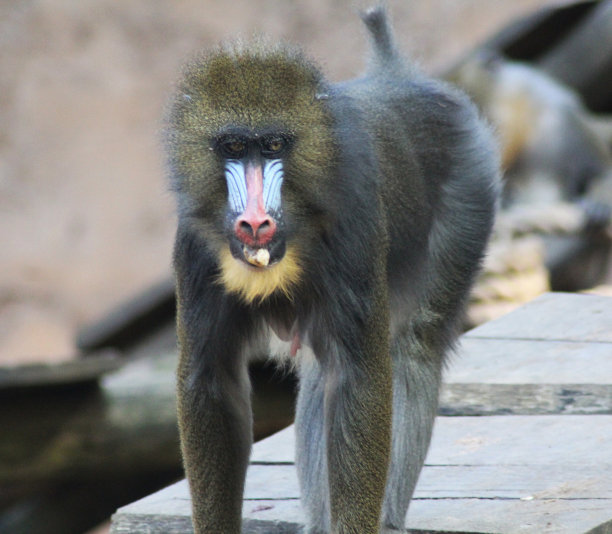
xmin=447 ymin=52 xmax=612 ymax=293
xmin=165 ymin=6 xmax=500 ymax=534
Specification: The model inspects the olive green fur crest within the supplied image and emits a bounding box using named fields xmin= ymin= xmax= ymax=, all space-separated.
xmin=165 ymin=41 xmax=340 ymax=282
xmin=184 ymin=40 xmax=324 ymax=120
xmin=166 ymin=39 xmax=337 ymax=195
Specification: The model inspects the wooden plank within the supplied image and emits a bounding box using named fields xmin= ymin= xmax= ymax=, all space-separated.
xmin=406 ymin=499 xmax=612 ymax=534
xmin=76 ymin=276 xmax=175 ymax=353
xmin=440 ymin=382 xmax=612 ymax=415
xmin=250 ymin=425 xmax=294 ymax=464
xmin=244 ymin=463 xmax=612 ymax=500
xmin=441 ymin=336 xmax=612 ymax=415
xmin=426 ymin=415 xmax=612 ymax=466
xmin=0 ymin=350 xmax=180 ymax=487
xmin=112 ymin=485 xmax=612 ymax=534
xmin=249 ymin=415 xmax=612 ymax=467
xmin=0 ymin=349 xmax=183 ymax=534
xmin=110 ymin=513 xmax=191 ymax=534
xmin=109 ymin=480 xmax=301 ymax=534
xmin=442 ymin=293 xmax=612 ymax=416
xmin=449 ymin=337 xmax=612 ymax=384
xmin=110 ymin=415 xmax=612 ymax=534
xmin=0 ymin=350 xmax=121 ymax=390
xmin=251 ymin=415 xmax=612 ymax=467
xmin=111 ymin=293 xmax=612 ymax=532
xmin=465 ymin=292 xmax=612 ymax=342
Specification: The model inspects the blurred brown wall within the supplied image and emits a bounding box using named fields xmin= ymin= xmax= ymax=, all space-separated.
xmin=0 ymin=0 xmax=570 ymax=363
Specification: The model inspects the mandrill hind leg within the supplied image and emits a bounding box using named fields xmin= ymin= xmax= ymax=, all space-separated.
xmin=381 ymin=330 xmax=442 ymax=532
xmin=295 ymin=358 xmax=330 ymax=533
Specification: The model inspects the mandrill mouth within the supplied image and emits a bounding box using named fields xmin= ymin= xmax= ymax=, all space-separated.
xmin=243 ymin=245 xmax=270 ymax=267
xmin=218 ymin=242 xmax=302 ymax=304
xmin=229 ymin=236 xmax=287 ymax=270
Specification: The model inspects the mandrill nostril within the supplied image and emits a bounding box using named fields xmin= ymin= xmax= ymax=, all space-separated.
xmin=235 ymin=215 xmax=276 ymax=244
xmin=239 ymin=220 xmax=254 ymax=235
xmin=255 ymin=218 xmax=276 ymax=240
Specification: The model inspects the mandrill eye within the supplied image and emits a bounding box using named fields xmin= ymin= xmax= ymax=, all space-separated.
xmin=217 ymin=136 xmax=248 ymax=159
xmin=261 ymin=136 xmax=288 ymax=158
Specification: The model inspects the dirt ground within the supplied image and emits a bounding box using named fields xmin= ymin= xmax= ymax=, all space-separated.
xmin=0 ymin=0 xmax=571 ymax=365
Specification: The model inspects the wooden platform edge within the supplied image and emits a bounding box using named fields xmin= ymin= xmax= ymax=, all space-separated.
xmin=440 ymin=382 xmax=612 ymax=415
xmin=110 ymin=513 xmax=191 ymax=534
xmin=109 ymin=512 xmax=303 ymax=534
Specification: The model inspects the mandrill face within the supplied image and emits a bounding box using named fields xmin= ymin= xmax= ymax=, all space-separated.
xmin=209 ymin=127 xmax=303 ymax=304
xmin=166 ymin=43 xmax=337 ymax=304
xmin=214 ymin=131 xmax=291 ymax=269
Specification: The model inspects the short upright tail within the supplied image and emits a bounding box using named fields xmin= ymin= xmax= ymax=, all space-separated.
xmin=360 ymin=6 xmax=400 ymax=67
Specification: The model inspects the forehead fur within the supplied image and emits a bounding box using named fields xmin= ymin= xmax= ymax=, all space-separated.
xmin=172 ymin=40 xmax=328 ymax=134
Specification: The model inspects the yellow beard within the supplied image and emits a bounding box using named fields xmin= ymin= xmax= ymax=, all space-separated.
xmin=218 ymin=245 xmax=302 ymax=304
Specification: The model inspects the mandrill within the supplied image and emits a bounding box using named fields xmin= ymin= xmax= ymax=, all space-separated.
xmin=165 ymin=6 xmax=500 ymax=534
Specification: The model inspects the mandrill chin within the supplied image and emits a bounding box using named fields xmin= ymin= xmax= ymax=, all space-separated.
xmin=165 ymin=6 xmax=500 ymax=534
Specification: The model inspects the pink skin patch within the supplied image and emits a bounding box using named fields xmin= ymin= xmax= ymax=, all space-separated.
xmin=290 ymin=330 xmax=301 ymax=357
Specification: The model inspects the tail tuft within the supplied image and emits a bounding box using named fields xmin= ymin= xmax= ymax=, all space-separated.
xmin=360 ymin=6 xmax=398 ymax=65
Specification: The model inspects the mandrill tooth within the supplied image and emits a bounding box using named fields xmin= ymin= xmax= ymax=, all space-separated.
xmin=253 ymin=248 xmax=270 ymax=267
xmin=243 ymin=246 xmax=270 ymax=267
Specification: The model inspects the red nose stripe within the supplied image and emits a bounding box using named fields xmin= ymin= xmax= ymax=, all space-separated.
xmin=234 ymin=163 xmax=276 ymax=245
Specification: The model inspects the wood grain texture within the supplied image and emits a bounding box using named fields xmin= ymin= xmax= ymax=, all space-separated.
xmin=110 ymin=293 xmax=612 ymax=533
